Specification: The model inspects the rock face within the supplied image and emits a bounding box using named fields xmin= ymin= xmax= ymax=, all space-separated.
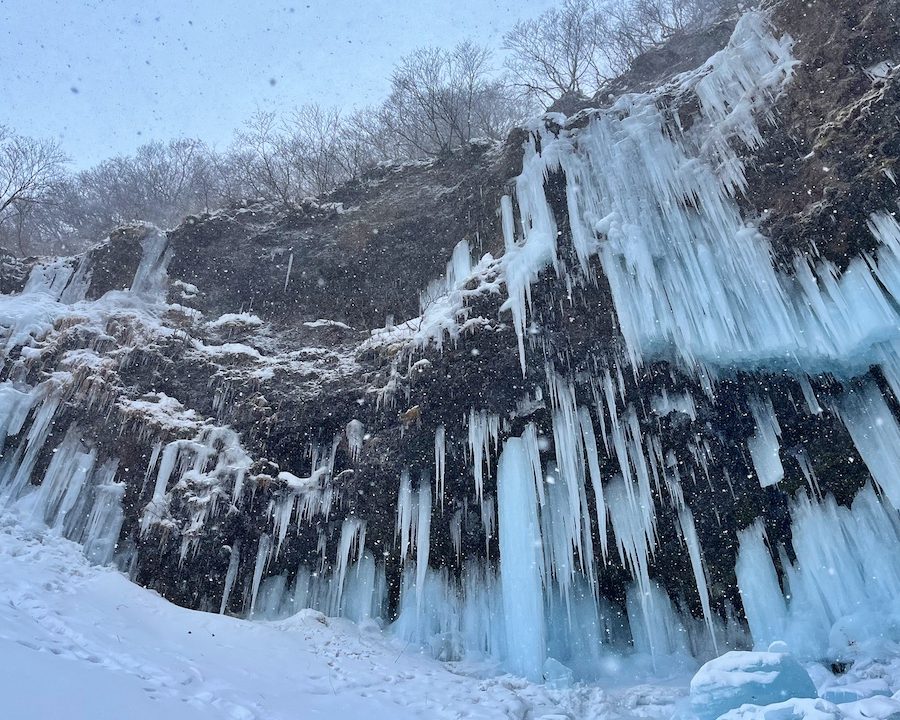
xmin=1 ymin=0 xmax=900 ymax=682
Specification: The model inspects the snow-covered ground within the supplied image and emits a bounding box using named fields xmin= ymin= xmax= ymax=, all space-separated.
xmin=0 ymin=508 xmax=689 ymax=720
xmin=6 ymin=504 xmax=900 ymax=720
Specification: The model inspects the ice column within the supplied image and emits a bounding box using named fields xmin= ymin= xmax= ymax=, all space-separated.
xmin=735 ymin=521 xmax=787 ymax=649
xmin=497 ymin=428 xmax=546 ymax=680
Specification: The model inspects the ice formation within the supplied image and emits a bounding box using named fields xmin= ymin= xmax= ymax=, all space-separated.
xmin=736 ymin=485 xmax=900 ymax=659
xmin=497 ymin=430 xmax=547 ymax=679
xmin=747 ymin=397 xmax=784 ymax=488
xmin=4 ymin=7 xmax=900 ymax=693
xmin=690 ymin=649 xmax=818 ymax=720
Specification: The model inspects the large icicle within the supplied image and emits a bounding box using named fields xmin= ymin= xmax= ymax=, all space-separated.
xmin=220 ymin=540 xmax=241 ymax=614
xmin=677 ymin=506 xmax=718 ymax=653
xmin=395 ymin=470 xmax=418 ymax=564
xmin=497 ymin=427 xmax=547 ymax=680
xmin=434 ymin=424 xmax=445 ymax=509
xmin=736 ymin=486 xmax=900 ymax=658
xmin=334 ymin=518 xmax=367 ymax=612
xmin=747 ymin=396 xmax=784 ymax=488
xmin=735 ymin=521 xmax=787 ymax=649
xmin=249 ymin=534 xmax=272 ymax=617
xmin=468 ymin=410 xmax=500 ymax=501
xmin=839 ymin=381 xmax=900 ymax=508
xmin=415 ymin=474 xmax=432 ymax=619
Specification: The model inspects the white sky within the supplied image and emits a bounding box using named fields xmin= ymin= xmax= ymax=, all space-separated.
xmin=0 ymin=0 xmax=554 ymax=168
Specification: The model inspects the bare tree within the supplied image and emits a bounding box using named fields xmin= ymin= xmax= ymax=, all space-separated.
xmin=74 ymin=137 xmax=221 ymax=241
xmin=228 ymin=111 xmax=299 ymax=206
xmin=337 ymin=106 xmax=398 ymax=173
xmin=503 ymin=0 xmax=610 ymax=105
xmin=504 ymin=0 xmax=746 ymax=106
xmin=600 ymin=0 xmax=748 ymax=72
xmin=0 ymin=127 xmax=68 ymax=254
xmin=379 ymin=41 xmax=524 ymax=158
xmin=283 ymin=105 xmax=347 ymax=196
xmin=227 ymin=106 xmax=352 ymax=204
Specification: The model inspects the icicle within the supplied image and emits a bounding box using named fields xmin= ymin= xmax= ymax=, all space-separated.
xmin=468 ymin=409 xmax=499 ymax=502
xmin=0 ymin=393 xmax=63 ymax=505
xmin=419 ymin=239 xmax=473 ymax=313
xmin=650 ymin=390 xmax=697 ymax=420
xmin=480 ymin=495 xmax=495 ymax=557
xmin=579 ymin=408 xmax=608 ymax=560
xmin=545 ymin=373 xmax=597 ymax=597
xmin=735 ymin=521 xmax=787 ymax=649
xmin=249 ymin=534 xmax=272 ymax=617
xmin=415 ymin=474 xmax=432 ymax=619
xmin=747 ymin=396 xmax=784 ymax=488
xmin=283 ymin=252 xmax=294 ymax=292
xmin=31 ymin=425 xmax=96 ymax=530
xmin=434 ymin=424 xmax=445 ymax=509
xmin=130 ymin=226 xmax=171 ymax=300
xmin=80 ymin=462 xmax=125 ymax=565
xmin=625 ymin=581 xmax=688 ymax=659
xmin=220 ymin=540 xmax=241 ymax=614
xmin=345 ymin=419 xmax=364 ymax=462
xmin=334 ymin=518 xmax=366 ymax=612
xmin=606 ymin=475 xmax=657 ymax=657
xmin=395 ymin=470 xmax=418 ymax=565
xmin=450 ymin=509 xmax=463 ymax=564
xmin=791 ymin=447 xmax=821 ymax=499
xmin=341 ymin=552 xmax=382 ymax=622
xmin=497 ymin=428 xmax=546 ymax=680
xmin=677 ymin=506 xmax=718 ymax=653
xmin=839 ymin=381 xmax=900 ymax=509
xmin=141 ymin=442 xmax=162 ymax=494
xmin=796 ymin=376 xmax=822 ymax=415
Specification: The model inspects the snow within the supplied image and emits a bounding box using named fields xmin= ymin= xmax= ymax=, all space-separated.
xmin=190 ymin=338 xmax=264 ymax=359
xmin=117 ymin=392 xmax=203 ymax=433
xmin=363 ymin=240 xmax=502 ymax=355
xmin=8 ymin=501 xmax=900 ymax=720
xmin=717 ymin=696 xmax=900 ymax=720
xmin=207 ymin=312 xmax=264 ymax=329
xmin=0 ymin=503 xmax=720 ymax=720
xmin=303 ymin=318 xmax=353 ymax=330
xmin=690 ymin=649 xmax=818 ymax=720
xmin=0 ymin=510 xmax=568 ymax=719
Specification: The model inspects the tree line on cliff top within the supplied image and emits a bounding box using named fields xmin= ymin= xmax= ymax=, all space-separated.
xmin=2 ymin=0 xmax=743 ymax=256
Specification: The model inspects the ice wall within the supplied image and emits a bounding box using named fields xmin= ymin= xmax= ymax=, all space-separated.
xmin=736 ymin=486 xmax=900 ymax=659
xmin=2 ymin=6 xmax=900 ymax=689
xmin=0 ymin=226 xmax=177 ymax=571
xmin=499 ymin=12 xmax=900 ymax=389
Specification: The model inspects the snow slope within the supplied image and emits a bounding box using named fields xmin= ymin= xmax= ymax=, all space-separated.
xmin=0 ymin=508 xmax=687 ymax=720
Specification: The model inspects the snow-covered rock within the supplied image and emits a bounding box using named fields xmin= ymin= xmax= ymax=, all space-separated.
xmin=716 ymin=696 xmax=900 ymax=720
xmin=690 ymin=649 xmax=818 ymax=720
xmin=718 ymin=698 xmax=841 ymax=720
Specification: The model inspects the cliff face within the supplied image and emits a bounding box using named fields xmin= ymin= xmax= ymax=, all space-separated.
xmin=1 ymin=0 xmax=899 ymax=681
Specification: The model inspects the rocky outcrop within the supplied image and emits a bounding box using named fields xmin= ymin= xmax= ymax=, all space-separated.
xmin=1 ymin=0 xmax=899 ymax=681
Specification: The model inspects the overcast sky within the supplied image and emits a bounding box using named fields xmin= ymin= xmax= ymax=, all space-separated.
xmin=1 ymin=0 xmax=554 ymax=168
